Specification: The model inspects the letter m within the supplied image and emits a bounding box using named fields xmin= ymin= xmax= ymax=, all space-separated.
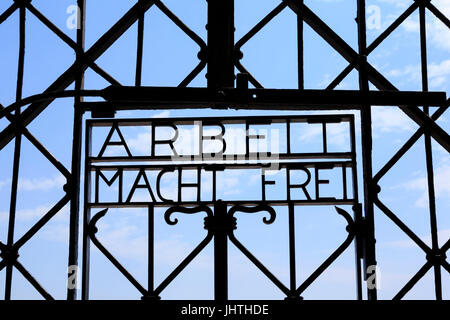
xmin=95 ymin=168 xmax=123 ymax=203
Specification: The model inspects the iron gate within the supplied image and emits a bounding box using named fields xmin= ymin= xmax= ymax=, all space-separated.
xmin=0 ymin=0 xmax=449 ymax=300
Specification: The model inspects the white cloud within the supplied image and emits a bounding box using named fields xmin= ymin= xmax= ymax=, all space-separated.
xmin=18 ymin=175 xmax=66 ymax=191
xmin=153 ymin=111 xmax=170 ymax=118
xmin=126 ymin=129 xmax=152 ymax=155
xmin=41 ymin=224 xmax=70 ymax=243
xmin=0 ymin=175 xmax=66 ymax=192
xmin=397 ymin=164 xmax=450 ymax=208
xmin=376 ymin=0 xmax=410 ymax=9
xmin=0 ymin=204 xmax=69 ymax=223
xmin=382 ymin=228 xmax=450 ymax=248
xmin=401 ymin=0 xmax=450 ymax=52
xmin=296 ymin=122 xmax=351 ymax=148
xmin=372 ymin=106 xmax=416 ymax=133
xmin=386 ymin=59 xmax=450 ymax=91
xmin=99 ymin=224 xmax=148 ymax=262
xmin=94 ymin=220 xmax=213 ymax=269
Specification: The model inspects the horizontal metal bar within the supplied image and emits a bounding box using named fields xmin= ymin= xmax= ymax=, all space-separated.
xmin=88 ymin=199 xmax=357 ymax=209
xmin=88 ymin=154 xmax=354 ymax=163
xmin=84 ymin=86 xmax=447 ymax=109
xmin=86 ymin=113 xmax=353 ymax=125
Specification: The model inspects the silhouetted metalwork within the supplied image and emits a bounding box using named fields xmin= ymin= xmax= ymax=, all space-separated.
xmin=0 ymin=0 xmax=449 ymax=301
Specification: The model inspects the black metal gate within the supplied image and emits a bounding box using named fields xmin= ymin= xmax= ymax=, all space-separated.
xmin=0 ymin=0 xmax=449 ymax=300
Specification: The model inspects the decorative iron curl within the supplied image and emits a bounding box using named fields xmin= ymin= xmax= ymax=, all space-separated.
xmin=88 ymin=208 xmax=109 ymax=236
xmin=164 ymin=205 xmax=213 ymax=226
xmin=295 ymin=206 xmax=356 ymax=295
xmin=228 ymin=204 xmax=276 ymax=225
xmin=87 ymin=208 xmax=148 ymax=295
xmin=334 ymin=206 xmax=356 ymax=234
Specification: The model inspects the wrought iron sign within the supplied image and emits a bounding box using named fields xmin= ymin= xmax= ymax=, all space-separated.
xmin=86 ymin=115 xmax=357 ymax=206
xmin=83 ymin=114 xmax=362 ymax=300
xmin=1 ymin=0 xmax=449 ymax=302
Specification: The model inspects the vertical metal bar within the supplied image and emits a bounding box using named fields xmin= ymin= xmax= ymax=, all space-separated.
xmin=288 ymin=203 xmax=297 ymax=294
xmin=214 ymin=201 xmax=228 ymax=301
xmin=356 ymin=0 xmax=377 ymax=300
xmin=5 ymin=4 xmax=26 ymax=301
xmin=350 ymin=117 xmax=363 ymax=300
xmin=342 ymin=165 xmax=348 ymax=200
xmin=419 ymin=4 xmax=442 ymax=300
xmin=135 ymin=0 xmax=145 ymax=87
xmin=207 ymin=0 xmax=235 ymax=89
xmin=297 ymin=0 xmax=304 ymax=90
xmin=81 ymin=122 xmax=92 ymax=300
xmin=286 ymin=119 xmax=291 ymax=154
xmin=68 ymin=0 xmax=86 ymax=301
xmin=148 ymin=205 xmax=154 ymax=294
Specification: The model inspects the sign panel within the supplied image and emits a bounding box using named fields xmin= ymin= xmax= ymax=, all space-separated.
xmin=85 ymin=115 xmax=357 ymax=208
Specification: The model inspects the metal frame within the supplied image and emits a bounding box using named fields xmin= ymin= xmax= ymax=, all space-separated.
xmin=83 ymin=114 xmax=361 ymax=301
xmin=0 ymin=0 xmax=448 ymax=300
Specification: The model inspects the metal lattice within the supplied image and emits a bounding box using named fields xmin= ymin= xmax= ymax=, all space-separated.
xmin=0 ymin=0 xmax=449 ymax=301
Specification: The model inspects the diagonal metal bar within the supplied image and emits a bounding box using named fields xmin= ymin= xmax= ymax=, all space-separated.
xmin=0 ymin=2 xmax=18 ymax=24
xmin=374 ymin=198 xmax=432 ymax=255
xmin=154 ymin=0 xmax=207 ymax=87
xmin=326 ymin=60 xmax=357 ymax=90
xmin=228 ymin=233 xmax=291 ymax=296
xmin=1 ymin=106 xmax=71 ymax=178
xmin=283 ymin=0 xmax=450 ymax=153
xmin=155 ymin=0 xmax=206 ymax=49
xmin=89 ymin=62 xmax=122 ymax=86
xmin=25 ymin=2 xmax=78 ymax=50
xmin=233 ymin=2 xmax=288 ymax=89
xmin=13 ymin=194 xmax=71 ymax=250
xmin=374 ymin=104 xmax=448 ymax=183
xmin=427 ymin=2 xmax=450 ymax=29
xmin=235 ymin=2 xmax=287 ymax=49
xmin=25 ymin=2 xmax=122 ymax=86
xmin=442 ymin=238 xmax=450 ymax=254
xmin=296 ymin=207 xmax=356 ymax=295
xmin=178 ymin=60 xmax=207 ymax=88
xmin=88 ymin=209 xmax=148 ymax=296
xmin=0 ymin=0 xmax=156 ymax=150
xmin=367 ymin=1 xmax=419 ymax=54
xmin=22 ymin=130 xmax=71 ymax=178
xmin=393 ymin=261 xmax=433 ymax=300
xmin=442 ymin=261 xmax=450 ymax=274
xmin=155 ymin=205 xmax=214 ymax=295
xmin=234 ymin=61 xmax=264 ymax=88
xmin=154 ymin=234 xmax=213 ymax=295
xmin=13 ymin=260 xmax=54 ymax=300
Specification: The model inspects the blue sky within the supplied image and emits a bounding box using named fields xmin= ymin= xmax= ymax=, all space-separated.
xmin=0 ymin=0 xmax=449 ymax=300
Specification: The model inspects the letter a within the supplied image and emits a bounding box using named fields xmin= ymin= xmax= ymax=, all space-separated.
xmin=98 ymin=123 xmax=132 ymax=157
